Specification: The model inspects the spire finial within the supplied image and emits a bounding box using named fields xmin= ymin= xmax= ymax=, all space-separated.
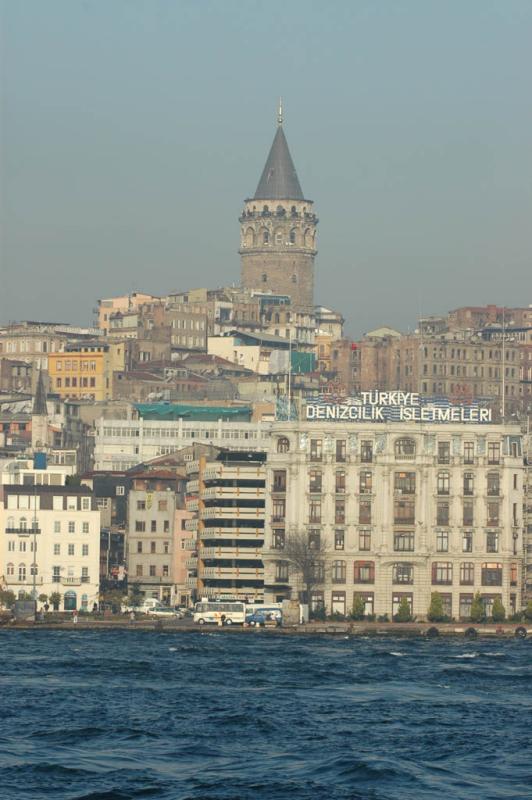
xmin=278 ymin=97 xmax=283 ymax=126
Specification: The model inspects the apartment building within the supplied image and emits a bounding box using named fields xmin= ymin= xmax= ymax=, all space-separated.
xmin=263 ymin=406 xmax=524 ymax=620
xmin=0 ymin=484 xmax=100 ymax=611
xmin=0 ymin=322 xmax=101 ymax=372
xmin=126 ymin=471 xmax=177 ymax=604
xmin=184 ymin=450 xmax=266 ymax=602
xmin=48 ymin=342 xmax=126 ymax=402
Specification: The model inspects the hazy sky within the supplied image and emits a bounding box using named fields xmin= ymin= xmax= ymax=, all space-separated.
xmin=1 ymin=1 xmax=531 ymax=337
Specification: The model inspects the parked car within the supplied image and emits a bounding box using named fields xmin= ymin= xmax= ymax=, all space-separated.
xmin=246 ymin=609 xmax=282 ymax=627
xmin=148 ymin=607 xmax=182 ymax=619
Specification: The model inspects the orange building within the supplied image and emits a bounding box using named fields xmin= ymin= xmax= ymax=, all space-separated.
xmin=48 ymin=342 xmax=124 ymax=401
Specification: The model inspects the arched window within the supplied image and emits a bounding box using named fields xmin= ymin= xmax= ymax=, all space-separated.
xmin=18 ymin=563 xmax=26 ymax=581
xmin=6 ymin=563 xmax=14 ymax=576
xmin=277 ymin=437 xmax=290 ymax=453
xmin=262 ymin=229 xmax=270 ymax=244
xmin=289 ymin=229 xmax=296 ymax=245
xmin=262 ymin=205 xmax=270 ymax=215
xmin=19 ymin=517 xmax=27 ymax=531
xmin=64 ymin=591 xmax=77 ymax=611
xmin=7 ymin=516 xmax=14 ymax=530
xmin=274 ymin=313 xmax=280 ymax=323
xmin=262 ymin=273 xmax=268 ymax=283
xmin=244 ymin=227 xmax=255 ymax=247
xmin=276 ymin=205 xmax=285 ymax=216
xmin=291 ymin=205 xmax=297 ymax=216
xmin=275 ymin=229 xmax=283 ymax=245
xmin=395 ymin=438 xmax=416 ymax=458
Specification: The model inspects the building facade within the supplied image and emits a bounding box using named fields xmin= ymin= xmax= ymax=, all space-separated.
xmin=126 ymin=472 xmax=177 ymax=604
xmin=263 ymin=416 xmax=524 ymax=620
xmin=94 ymin=415 xmax=272 ymax=472
xmin=0 ymin=484 xmax=100 ymax=611
xmin=184 ymin=450 xmax=266 ymax=602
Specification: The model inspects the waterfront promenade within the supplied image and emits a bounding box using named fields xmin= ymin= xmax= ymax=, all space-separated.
xmin=2 ymin=614 xmax=530 ymax=638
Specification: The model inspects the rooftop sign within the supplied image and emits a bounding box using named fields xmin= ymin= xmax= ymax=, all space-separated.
xmin=305 ymin=392 xmax=492 ymax=424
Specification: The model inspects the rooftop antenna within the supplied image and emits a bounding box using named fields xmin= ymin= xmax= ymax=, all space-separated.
xmin=278 ymin=97 xmax=283 ymax=126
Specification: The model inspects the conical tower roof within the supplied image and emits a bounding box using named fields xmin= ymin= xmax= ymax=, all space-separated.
xmin=32 ymin=370 xmax=48 ymax=416
xmin=254 ymin=114 xmax=304 ymax=201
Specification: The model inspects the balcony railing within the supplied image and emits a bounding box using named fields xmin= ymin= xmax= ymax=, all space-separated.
xmin=5 ymin=527 xmax=41 ymax=535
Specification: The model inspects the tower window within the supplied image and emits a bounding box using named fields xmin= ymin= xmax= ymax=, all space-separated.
xmin=263 ymin=230 xmax=269 ymax=244
xmin=292 ymin=274 xmax=297 ymax=283
xmin=275 ymin=231 xmax=283 ymax=244
xmin=262 ymin=273 xmax=268 ymax=283
xmin=289 ymin=229 xmax=296 ymax=244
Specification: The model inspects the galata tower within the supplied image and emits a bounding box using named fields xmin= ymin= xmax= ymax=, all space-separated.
xmin=239 ymin=103 xmax=317 ymax=307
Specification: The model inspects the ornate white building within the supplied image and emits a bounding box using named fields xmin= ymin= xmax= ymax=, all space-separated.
xmin=263 ymin=415 xmax=524 ymax=620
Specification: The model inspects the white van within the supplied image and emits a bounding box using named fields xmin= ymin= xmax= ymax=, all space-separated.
xmin=122 ymin=598 xmax=163 ymax=614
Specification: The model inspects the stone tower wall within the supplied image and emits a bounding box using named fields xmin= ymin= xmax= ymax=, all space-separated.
xmin=239 ymin=198 xmax=317 ymax=307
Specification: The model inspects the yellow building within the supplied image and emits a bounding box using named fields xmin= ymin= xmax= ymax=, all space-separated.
xmin=48 ymin=342 xmax=125 ymax=401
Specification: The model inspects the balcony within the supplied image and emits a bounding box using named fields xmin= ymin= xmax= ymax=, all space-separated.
xmin=201 ymin=546 xmax=263 ymax=560
xmin=62 ymin=576 xmax=82 ymax=586
xmin=201 ymin=507 xmax=263 ymax=520
xmin=185 ymin=459 xmax=200 ymax=475
xmin=202 ymin=486 xmax=265 ymax=501
xmin=183 ymin=538 xmax=197 ymax=550
xmin=185 ymin=498 xmax=199 ymax=512
xmin=202 ymin=566 xmax=264 ymax=580
xmin=184 ymin=518 xmax=198 ymax=532
xmin=199 ymin=528 xmax=263 ymax=541
xmin=5 ymin=527 xmax=41 ymax=535
xmin=185 ymin=556 xmax=198 ymax=569
xmin=186 ymin=575 xmax=198 ymax=588
xmin=186 ymin=479 xmax=200 ymax=494
xmin=203 ymin=465 xmax=265 ymax=481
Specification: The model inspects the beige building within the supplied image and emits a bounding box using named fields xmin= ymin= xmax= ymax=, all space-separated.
xmin=263 ymin=412 xmax=524 ymax=621
xmin=126 ymin=471 xmax=177 ymax=604
xmin=0 ymin=483 xmax=100 ymax=612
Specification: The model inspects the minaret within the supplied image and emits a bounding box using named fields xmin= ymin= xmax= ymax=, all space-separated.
xmin=31 ymin=370 xmax=49 ymax=451
xmin=239 ymin=102 xmax=317 ymax=307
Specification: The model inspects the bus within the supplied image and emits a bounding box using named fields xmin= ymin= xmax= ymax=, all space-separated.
xmin=193 ymin=601 xmax=246 ymax=626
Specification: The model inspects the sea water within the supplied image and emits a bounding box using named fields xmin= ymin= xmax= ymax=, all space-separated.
xmin=0 ymin=630 xmax=530 ymax=800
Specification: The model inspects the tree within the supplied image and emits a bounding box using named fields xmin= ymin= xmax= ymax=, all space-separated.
xmin=100 ymin=588 xmax=127 ymax=613
xmin=38 ymin=594 xmax=49 ymax=605
xmin=49 ymin=592 xmax=62 ymax=611
xmin=0 ymin=590 xmax=16 ymax=609
xmin=282 ymin=530 xmax=329 ymax=611
xmin=470 ymin=592 xmax=485 ymax=623
xmin=350 ymin=595 xmax=366 ymax=621
xmin=394 ymin=597 xmax=412 ymax=623
xmin=491 ymin=597 xmax=506 ymax=623
xmin=524 ymin=601 xmax=532 ymax=622
xmin=127 ymin=584 xmax=143 ymax=607
xmin=427 ymin=592 xmax=445 ymax=623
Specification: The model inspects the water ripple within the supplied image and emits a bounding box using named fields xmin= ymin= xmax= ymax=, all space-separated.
xmin=0 ymin=631 xmax=531 ymax=800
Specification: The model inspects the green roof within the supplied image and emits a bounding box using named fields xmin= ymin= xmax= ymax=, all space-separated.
xmin=135 ymin=404 xmax=252 ymax=422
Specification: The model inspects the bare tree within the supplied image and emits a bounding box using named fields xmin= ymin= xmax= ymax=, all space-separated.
xmin=281 ymin=530 xmax=329 ymax=608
